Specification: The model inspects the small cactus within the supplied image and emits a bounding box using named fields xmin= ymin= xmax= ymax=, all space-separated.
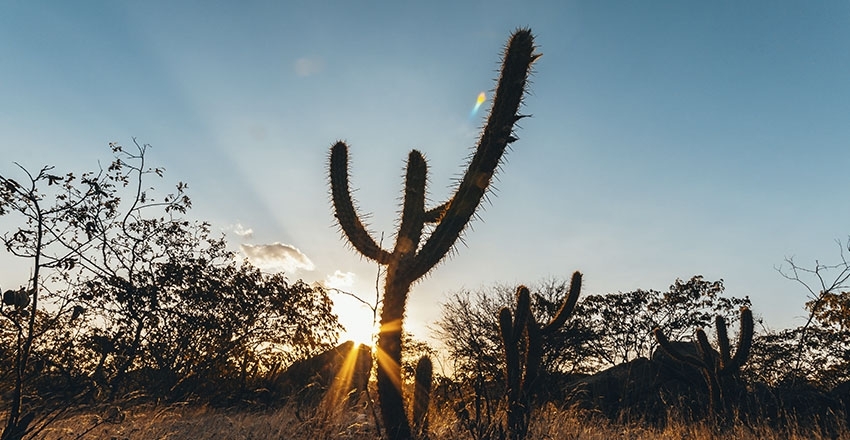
xmin=412 ymin=355 xmax=433 ymax=439
xmin=499 ymin=271 xmax=582 ymax=440
xmin=329 ymin=28 xmax=538 ymax=440
xmin=654 ymin=307 xmax=754 ymax=420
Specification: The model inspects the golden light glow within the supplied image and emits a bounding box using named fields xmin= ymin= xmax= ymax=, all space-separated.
xmin=331 ymin=290 xmax=379 ymax=347
xmin=380 ymin=318 xmax=403 ymax=334
xmin=341 ymin=321 xmax=377 ymax=347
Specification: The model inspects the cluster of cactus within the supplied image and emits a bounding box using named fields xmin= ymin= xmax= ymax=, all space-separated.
xmin=329 ymin=28 xmax=538 ymax=440
xmin=499 ymin=271 xmax=582 ymax=440
xmin=653 ymin=307 xmax=754 ymax=420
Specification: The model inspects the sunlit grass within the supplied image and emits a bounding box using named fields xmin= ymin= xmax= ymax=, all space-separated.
xmin=34 ymin=400 xmax=848 ymax=440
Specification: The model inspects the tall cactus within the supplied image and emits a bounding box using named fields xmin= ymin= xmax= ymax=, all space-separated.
xmin=329 ymin=29 xmax=538 ymax=440
xmin=499 ymin=271 xmax=582 ymax=440
xmin=653 ymin=307 xmax=754 ymax=420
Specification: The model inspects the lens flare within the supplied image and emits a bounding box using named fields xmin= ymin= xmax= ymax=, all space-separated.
xmin=470 ymin=92 xmax=486 ymax=118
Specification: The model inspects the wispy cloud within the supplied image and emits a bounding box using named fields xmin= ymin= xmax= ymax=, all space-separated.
xmin=226 ymin=223 xmax=254 ymax=239
xmin=324 ymin=270 xmax=356 ymax=291
xmin=240 ymin=243 xmax=315 ymax=273
xmin=294 ymin=56 xmax=324 ymax=77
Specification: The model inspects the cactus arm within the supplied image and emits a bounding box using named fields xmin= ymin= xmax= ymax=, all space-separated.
xmin=329 ymin=141 xmax=392 ymax=264
xmin=499 ymin=307 xmax=515 ymax=343
xmin=695 ymin=329 xmax=716 ymax=368
xmin=693 ymin=328 xmax=725 ymax=417
xmin=512 ymin=286 xmax=532 ymax=338
xmin=728 ymin=307 xmax=754 ymax=371
xmin=392 ymin=150 xmax=428 ymax=272
xmin=410 ymin=30 xmax=538 ymax=281
xmin=499 ymin=307 xmax=522 ymax=393
xmin=422 ymin=201 xmax=449 ymax=223
xmin=541 ymin=271 xmax=582 ymax=333
xmin=653 ymin=328 xmax=705 ymax=369
xmin=715 ymin=315 xmax=732 ymax=368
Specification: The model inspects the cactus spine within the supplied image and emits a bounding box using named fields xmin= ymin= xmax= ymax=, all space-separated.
xmin=653 ymin=307 xmax=754 ymax=420
xmin=412 ymin=355 xmax=433 ymax=439
xmin=329 ymin=29 xmax=538 ymax=440
xmin=499 ymin=271 xmax=582 ymax=440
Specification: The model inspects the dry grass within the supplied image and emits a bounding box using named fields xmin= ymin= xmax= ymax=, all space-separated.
xmin=35 ymin=402 xmax=371 ymax=439
xmin=29 ymin=399 xmax=849 ymax=440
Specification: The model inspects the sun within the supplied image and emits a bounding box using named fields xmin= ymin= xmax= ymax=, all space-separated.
xmin=341 ymin=318 xmax=378 ymax=347
xmin=326 ymin=278 xmax=380 ymax=347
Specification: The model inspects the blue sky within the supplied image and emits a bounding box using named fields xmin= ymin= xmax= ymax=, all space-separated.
xmin=1 ymin=2 xmax=849 ymax=344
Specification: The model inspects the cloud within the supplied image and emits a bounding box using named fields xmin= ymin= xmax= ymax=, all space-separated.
xmin=324 ymin=270 xmax=356 ymax=291
xmin=227 ymin=223 xmax=254 ymax=239
xmin=240 ymin=243 xmax=315 ymax=273
xmin=294 ymin=57 xmax=324 ymax=77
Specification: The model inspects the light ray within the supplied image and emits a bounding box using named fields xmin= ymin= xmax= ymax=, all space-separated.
xmin=322 ymin=342 xmax=372 ymax=410
xmin=375 ymin=344 xmax=403 ymax=393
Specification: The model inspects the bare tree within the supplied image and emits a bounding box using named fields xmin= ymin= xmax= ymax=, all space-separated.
xmin=778 ymin=238 xmax=850 ymax=380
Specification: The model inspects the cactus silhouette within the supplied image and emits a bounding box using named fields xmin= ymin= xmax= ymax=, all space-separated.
xmin=329 ymin=29 xmax=538 ymax=440
xmin=412 ymin=355 xmax=433 ymax=439
xmin=499 ymin=271 xmax=582 ymax=440
xmin=654 ymin=307 xmax=754 ymax=420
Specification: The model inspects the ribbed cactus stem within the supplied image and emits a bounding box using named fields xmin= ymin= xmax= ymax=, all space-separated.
xmin=329 ymin=29 xmax=539 ymax=440
xmin=512 ymin=288 xmax=531 ymax=337
xmin=716 ymin=315 xmax=732 ymax=366
xmin=541 ymin=271 xmax=582 ymax=332
xmin=729 ymin=308 xmax=753 ymax=370
xmin=412 ymin=355 xmax=433 ymax=439
xmin=499 ymin=307 xmax=521 ymax=406
xmin=695 ymin=329 xmax=715 ymax=366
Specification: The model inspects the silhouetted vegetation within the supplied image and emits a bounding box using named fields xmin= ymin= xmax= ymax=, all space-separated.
xmin=437 ymin=276 xmax=752 ymax=383
xmin=0 ymin=142 xmax=341 ymax=439
xmin=1 ymin=27 xmax=849 ymax=440
xmin=435 ymin=272 xmax=848 ymax=438
xmin=1 ymin=148 xmax=848 ymax=438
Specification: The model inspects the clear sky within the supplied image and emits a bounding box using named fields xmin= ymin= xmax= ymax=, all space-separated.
xmin=1 ymin=1 xmax=849 ymax=346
